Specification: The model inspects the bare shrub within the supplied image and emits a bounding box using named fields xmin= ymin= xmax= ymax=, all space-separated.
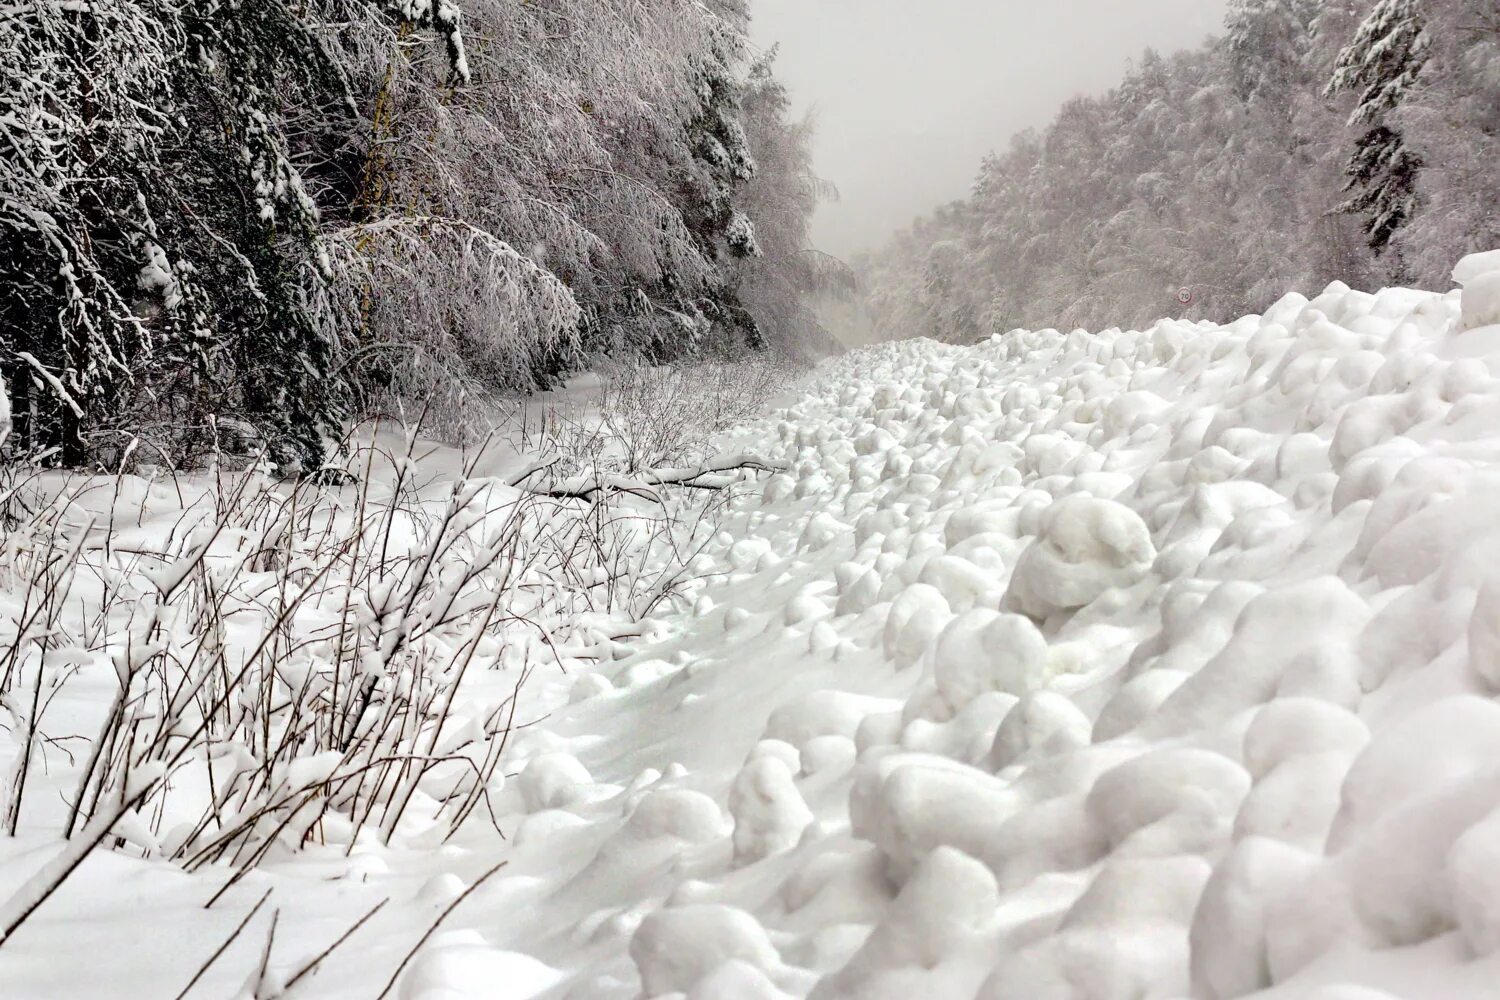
xmin=0 ymin=358 xmax=797 ymax=944
xmin=537 ymin=351 xmax=801 ymax=477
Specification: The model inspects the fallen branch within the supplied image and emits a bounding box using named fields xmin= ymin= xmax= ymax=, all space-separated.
xmin=531 ymin=453 xmax=786 ymax=501
xmin=505 ymin=454 xmax=561 ymax=487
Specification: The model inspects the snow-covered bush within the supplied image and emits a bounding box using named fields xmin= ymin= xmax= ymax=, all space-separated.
xmin=537 ymin=353 xmax=799 ymax=480
xmin=306 ymin=217 xmax=585 ymax=431
xmin=0 ymin=400 xmax=787 ymax=944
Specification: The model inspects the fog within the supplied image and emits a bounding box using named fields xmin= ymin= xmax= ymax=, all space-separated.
xmin=750 ymin=0 xmax=1230 ymax=260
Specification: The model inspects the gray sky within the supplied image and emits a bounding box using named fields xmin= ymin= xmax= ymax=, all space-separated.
xmin=749 ymin=0 xmax=1229 ymax=259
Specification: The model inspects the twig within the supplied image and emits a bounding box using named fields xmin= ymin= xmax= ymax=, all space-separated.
xmin=173 ymin=887 xmax=274 ymax=1000
xmin=252 ymin=907 xmax=281 ymax=996
xmin=282 ymin=897 xmax=389 ymax=993
xmin=375 ymin=861 xmax=508 ymax=999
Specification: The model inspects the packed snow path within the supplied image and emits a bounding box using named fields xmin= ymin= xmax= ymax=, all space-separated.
xmin=10 ymin=256 xmax=1500 ymax=998
xmin=463 ymin=260 xmax=1500 ymax=999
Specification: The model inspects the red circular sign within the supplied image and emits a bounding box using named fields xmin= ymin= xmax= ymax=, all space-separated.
xmin=1177 ymin=287 xmax=1194 ymax=305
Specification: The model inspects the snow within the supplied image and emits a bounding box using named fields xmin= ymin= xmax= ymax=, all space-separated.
xmin=400 ymin=936 xmax=563 ymax=1000
xmin=729 ymin=751 xmax=814 ymax=864
xmin=630 ymin=905 xmax=784 ymax=997
xmin=12 ymin=260 xmax=1500 ymax=996
xmin=517 ymin=754 xmax=596 ymax=813
xmin=1455 ymin=250 xmax=1500 ymax=332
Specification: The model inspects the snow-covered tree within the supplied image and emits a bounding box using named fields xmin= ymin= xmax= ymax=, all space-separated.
xmin=1327 ymin=0 xmax=1430 ymax=257
xmin=309 ymin=0 xmax=771 ymax=394
xmin=859 ymin=0 xmax=1500 ymax=345
xmin=726 ymin=52 xmax=851 ymax=359
xmin=1387 ymin=0 xmax=1500 ymax=286
xmin=2 ymin=0 xmax=809 ymax=464
xmin=0 ymin=0 xmax=466 ymax=468
xmin=1227 ymin=0 xmax=1320 ymax=107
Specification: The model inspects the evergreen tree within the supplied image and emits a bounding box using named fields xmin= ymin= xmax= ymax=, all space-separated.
xmin=316 ymin=0 xmax=774 ymax=386
xmin=2 ymin=0 xmax=834 ymax=466
xmin=1327 ymin=0 xmax=1430 ymax=256
xmin=1382 ymin=0 xmax=1500 ymax=286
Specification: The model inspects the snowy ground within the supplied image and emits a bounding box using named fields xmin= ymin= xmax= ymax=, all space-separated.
xmin=7 ymin=253 xmax=1500 ymax=998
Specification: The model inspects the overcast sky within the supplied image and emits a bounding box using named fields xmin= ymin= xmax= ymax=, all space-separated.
xmin=749 ymin=0 xmax=1229 ymax=259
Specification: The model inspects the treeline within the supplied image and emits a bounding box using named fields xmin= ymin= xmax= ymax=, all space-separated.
xmin=0 ymin=1 xmax=840 ymax=471
xmin=864 ymin=0 xmax=1500 ymax=343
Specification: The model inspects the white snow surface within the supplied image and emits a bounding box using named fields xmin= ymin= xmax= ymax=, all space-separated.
xmin=10 ymin=274 xmax=1500 ymax=997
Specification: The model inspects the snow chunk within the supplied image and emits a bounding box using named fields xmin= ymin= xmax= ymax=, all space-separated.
xmin=850 ymin=754 xmax=1016 ymax=882
xmin=1141 ymin=577 xmax=1369 ymax=739
xmin=1447 ymin=805 xmax=1500 ymax=957
xmin=988 ymin=690 xmax=1091 ymax=771
xmin=1453 ymin=249 xmax=1500 ymax=286
xmin=1092 ymin=669 xmax=1188 ymax=743
xmin=687 ymin=961 xmax=794 ymax=1000
xmin=730 ymin=753 xmax=814 ymax=865
xmin=764 ymin=690 xmax=900 ymax=749
xmin=399 ymin=941 xmax=564 ymax=1000
xmin=1455 ymin=249 xmax=1500 ymax=332
xmin=628 ymin=788 xmax=727 ymax=843
xmin=882 ymin=584 xmax=952 ymax=667
xmin=810 ymin=846 xmax=999 ymax=999
xmin=630 ymin=905 xmax=781 ymax=997
xmin=800 ymin=736 xmax=857 ymax=777
xmin=569 ymin=673 xmax=615 ymax=703
xmin=980 ymin=858 xmax=1210 ymax=1000
xmin=1062 ymin=853 xmax=1211 ymax=932
xmin=1190 ymin=837 xmax=1320 ymax=999
xmin=1004 ymin=496 xmax=1155 ymax=619
xmin=1086 ymin=748 xmax=1251 ymax=856
xmin=518 ymin=753 xmax=593 ymax=813
xmin=1329 ymin=696 xmax=1500 ymax=849
xmin=932 ymin=610 xmax=1050 ymax=711
xmin=1342 ymin=763 xmax=1500 ymax=947
xmin=1242 ymin=698 xmax=1370 ymax=781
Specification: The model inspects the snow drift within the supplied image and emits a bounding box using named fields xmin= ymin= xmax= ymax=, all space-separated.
xmin=511 ymin=251 xmax=1500 ymax=999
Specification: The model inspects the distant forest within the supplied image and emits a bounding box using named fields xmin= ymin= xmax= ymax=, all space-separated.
xmin=864 ymin=0 xmax=1500 ymax=342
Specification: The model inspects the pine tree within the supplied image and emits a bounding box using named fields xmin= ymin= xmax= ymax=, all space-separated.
xmin=662 ymin=21 xmax=764 ymax=353
xmin=1376 ymin=0 xmax=1500 ymax=287
xmin=324 ymin=0 xmax=775 ymax=379
xmin=1326 ymin=0 xmax=1430 ymax=255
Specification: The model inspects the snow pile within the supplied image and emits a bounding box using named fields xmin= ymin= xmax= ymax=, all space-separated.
xmin=10 ymin=262 xmax=1500 ymax=997
xmin=1456 ymin=250 xmax=1500 ymax=332
xmin=469 ymin=267 xmax=1500 ymax=999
